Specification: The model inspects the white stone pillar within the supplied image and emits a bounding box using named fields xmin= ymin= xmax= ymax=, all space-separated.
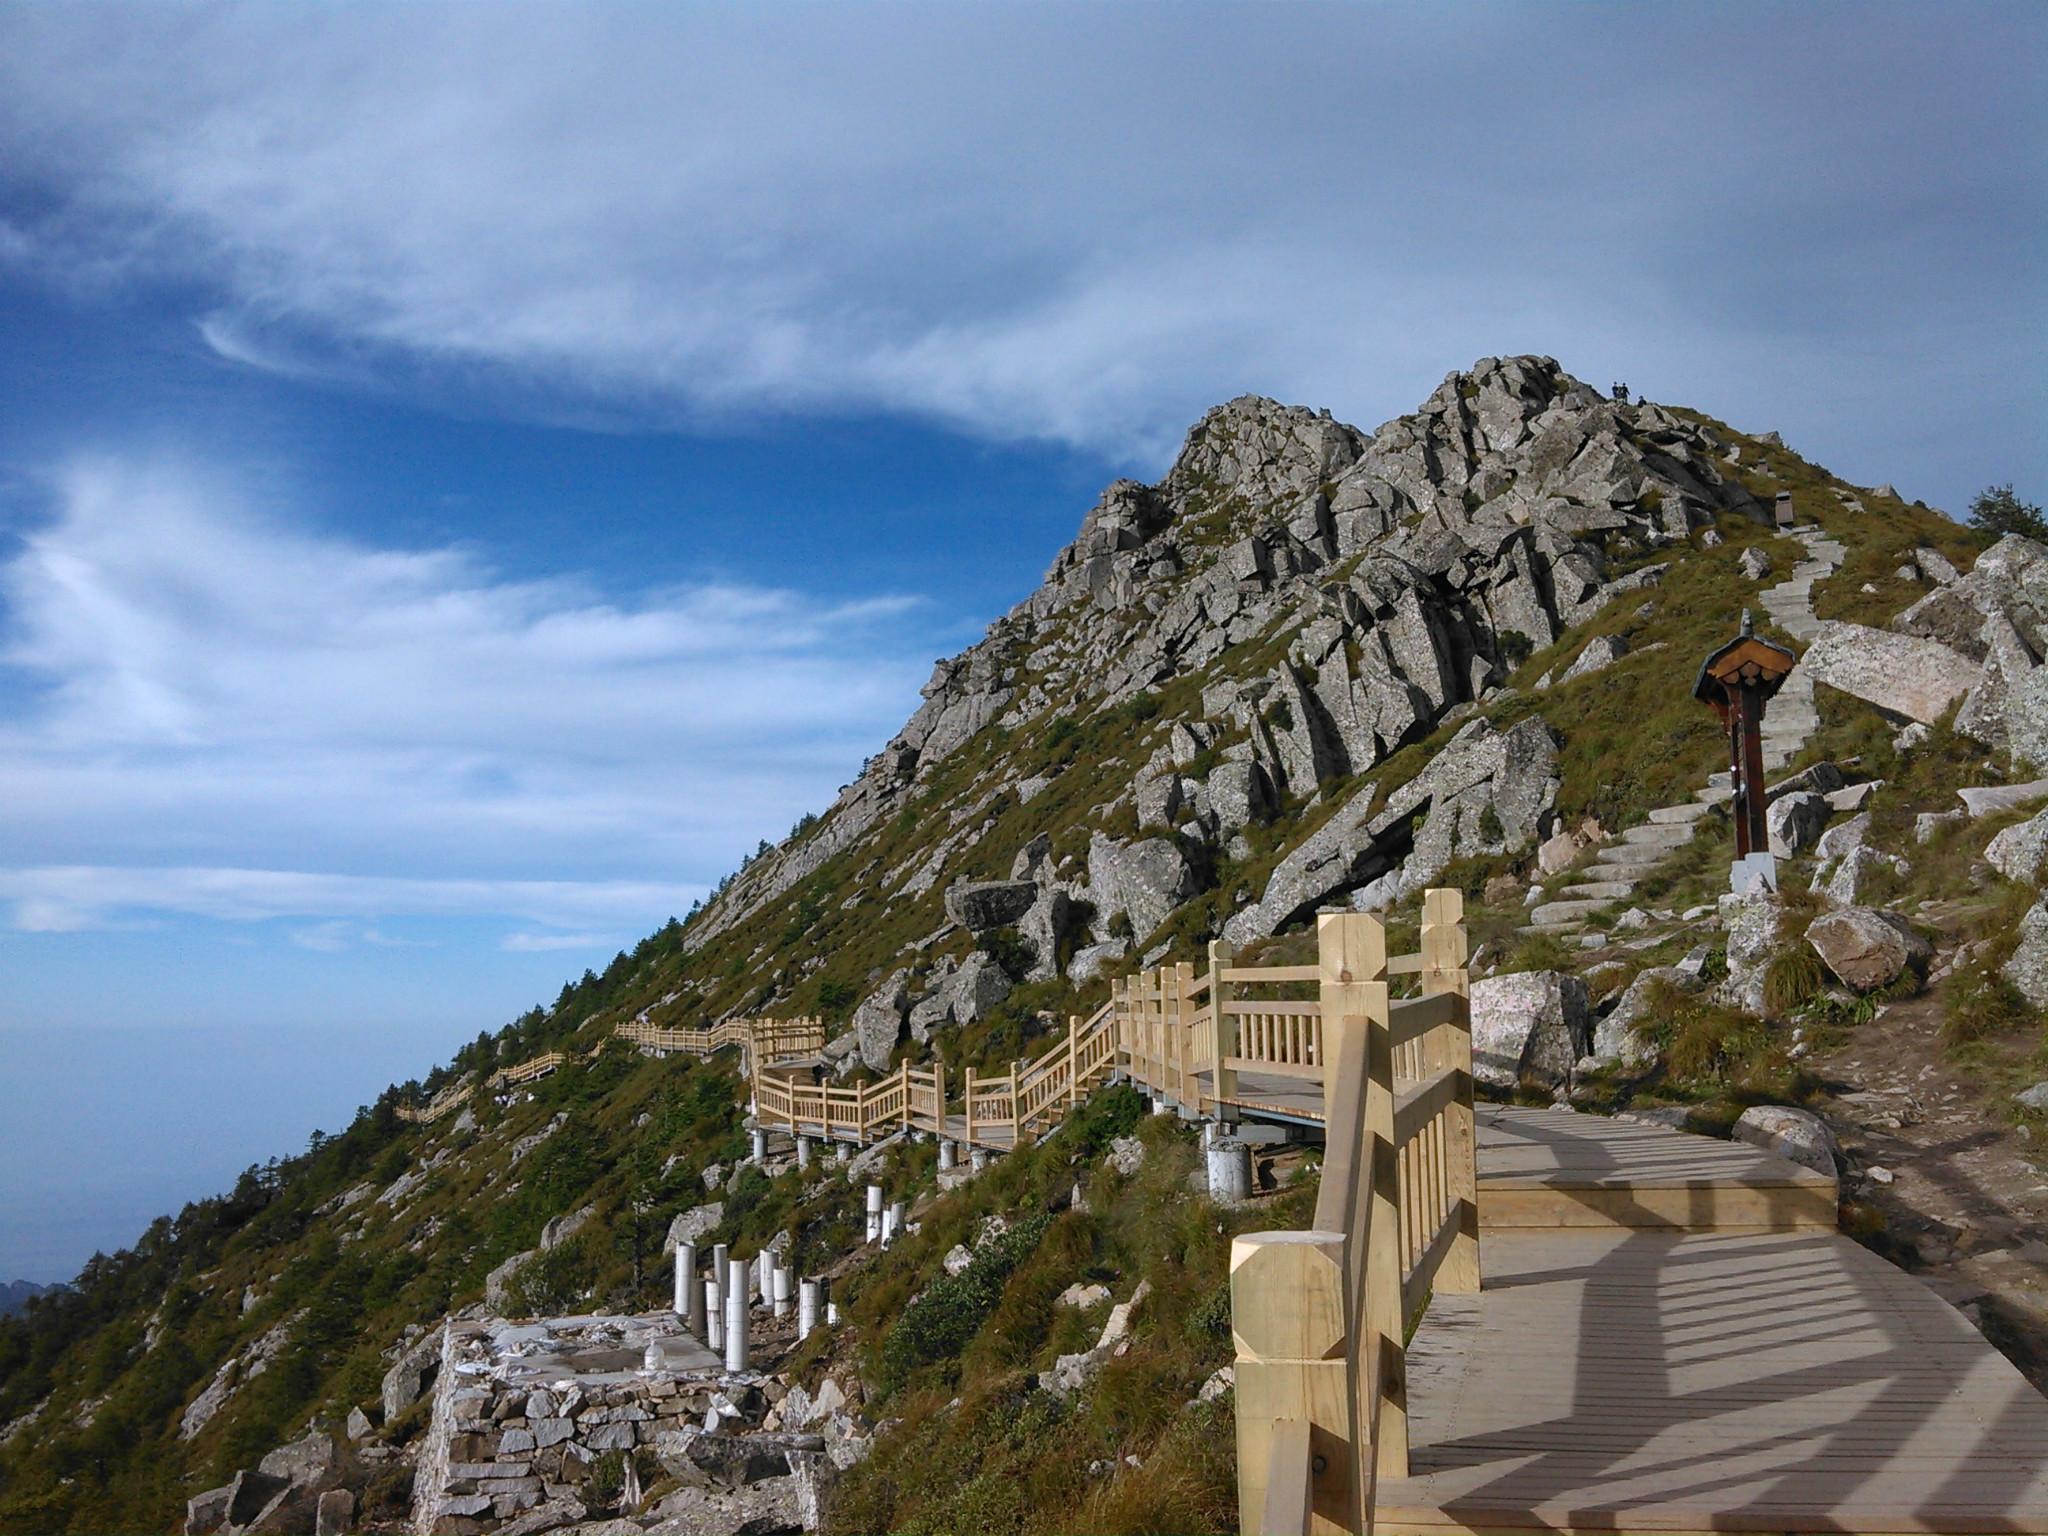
xmin=750 ymin=1128 xmax=768 ymax=1163
xmin=834 ymin=1142 xmax=848 ymax=1164
xmin=864 ymin=1184 xmax=884 ymax=1242
xmin=937 ymin=1140 xmax=955 ymax=1172
xmin=705 ymin=1276 xmax=723 ymax=1350
xmin=1206 ymin=1136 xmax=1253 ymax=1203
xmin=879 ymin=1203 xmax=897 ymax=1246
xmin=725 ymin=1258 xmax=749 ymax=1373
xmin=798 ymin=1278 xmax=821 ymax=1340
xmin=796 ymin=1136 xmax=812 ymax=1170
xmin=889 ymin=1200 xmax=907 ymax=1241
xmin=771 ymin=1263 xmax=792 ymax=1319
xmin=970 ymin=1147 xmax=988 ymax=1172
xmin=674 ymin=1242 xmax=696 ymax=1318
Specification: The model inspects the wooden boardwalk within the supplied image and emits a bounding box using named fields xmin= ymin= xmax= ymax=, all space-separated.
xmin=1339 ymin=1106 xmax=2048 ymax=1534
xmin=1382 ymin=1227 xmax=2048 ymax=1534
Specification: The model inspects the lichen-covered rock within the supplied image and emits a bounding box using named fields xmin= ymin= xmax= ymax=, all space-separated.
xmin=1589 ymin=965 xmax=1696 ymax=1069
xmin=381 ymin=1327 xmax=443 ymax=1423
xmin=937 ymin=950 xmax=1011 ymax=1026
xmin=1560 ymin=634 xmax=1628 ymax=682
xmin=1806 ymin=907 xmax=1932 ymax=992
xmin=851 ymin=969 xmax=912 ymax=1072
xmin=1107 ymin=1136 xmax=1147 ymax=1176
xmin=1819 ymin=845 xmax=1907 ymax=907
xmin=2004 ymin=900 xmax=2048 ymax=1010
xmin=943 ymin=880 xmax=1039 ymax=932
xmin=1803 ymin=621 xmax=1983 ymax=724
xmin=1733 ymin=1105 xmax=1839 ymax=1178
xmin=1206 ymin=761 xmax=1275 ymax=832
xmin=1986 ymin=807 xmax=2048 ymax=885
xmin=662 ymin=1202 xmax=723 ymax=1257
xmin=1470 ymin=970 xmax=1590 ymax=1088
xmin=1087 ymin=832 xmax=1197 ymax=942
xmin=1766 ymin=791 xmax=1830 ymax=858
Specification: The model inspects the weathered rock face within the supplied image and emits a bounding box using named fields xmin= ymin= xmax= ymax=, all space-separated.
xmin=1806 ymin=908 xmax=1933 ymax=993
xmin=943 ymin=880 xmax=1038 ymax=932
xmin=382 ymin=1328 xmax=444 ymax=1424
xmin=1470 ymin=970 xmax=1591 ymax=1089
xmin=1719 ymin=893 xmax=1784 ymax=1016
xmin=1820 ymin=845 xmax=1907 ymax=907
xmin=1558 ymin=634 xmax=1627 ymax=683
xmin=1733 ymin=1105 xmax=1839 ymax=1179
xmin=1986 ymin=807 xmax=2048 ymax=885
xmin=1087 ymin=832 xmax=1197 ymax=942
xmin=1766 ymin=791 xmax=1831 ymax=858
xmin=662 ymin=1202 xmax=723 ymax=1258
xmin=1226 ymin=716 xmax=1558 ymax=943
xmin=2005 ymin=900 xmax=2048 ymax=1011
xmin=1589 ymin=966 xmax=1696 ymax=1069
xmin=1803 ymin=621 xmax=1983 ymax=724
xmin=679 ymin=357 xmax=1765 ymax=971
xmin=849 ymin=969 xmax=912 ymax=1073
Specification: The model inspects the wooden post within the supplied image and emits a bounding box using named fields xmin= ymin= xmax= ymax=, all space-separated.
xmin=1210 ymin=939 xmax=1237 ymax=1122
xmin=1176 ymin=960 xmax=1197 ymax=1110
xmin=1422 ymin=888 xmax=1478 ymax=1294
xmin=1067 ymin=1015 xmax=1081 ymax=1106
xmin=1317 ymin=909 xmax=1405 ymax=1481
xmin=964 ymin=1065 xmax=976 ymax=1148
xmin=932 ymin=1057 xmax=946 ymax=1138
xmin=1232 ymin=1229 xmax=1359 ymax=1535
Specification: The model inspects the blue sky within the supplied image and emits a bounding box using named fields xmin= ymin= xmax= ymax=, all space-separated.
xmin=1 ymin=2 xmax=2042 ymax=1281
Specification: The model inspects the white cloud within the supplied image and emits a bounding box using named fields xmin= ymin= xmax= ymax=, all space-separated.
xmin=0 ymin=455 xmax=932 ymax=934
xmin=0 ymin=5 xmax=2036 ymax=492
xmin=502 ymin=932 xmax=613 ymax=954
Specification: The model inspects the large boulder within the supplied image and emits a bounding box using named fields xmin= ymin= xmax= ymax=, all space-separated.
xmin=1766 ymin=791 xmax=1830 ymax=858
xmin=1802 ymin=621 xmax=1983 ymax=724
xmin=1820 ymin=845 xmax=1907 ymax=907
xmin=851 ymin=969 xmax=912 ymax=1072
xmin=1207 ymin=761 xmax=1276 ymax=832
xmin=2004 ymin=900 xmax=2048 ymax=1010
xmin=1559 ymin=634 xmax=1628 ymax=682
xmin=662 ymin=1201 xmax=723 ymax=1257
xmin=1719 ymin=892 xmax=1784 ymax=1016
xmin=1588 ymin=965 xmax=1696 ymax=1069
xmin=1986 ymin=807 xmax=2048 ymax=885
xmin=1733 ymin=1105 xmax=1839 ymax=1178
xmin=2011 ymin=666 xmax=2048 ymax=774
xmin=1806 ymin=907 xmax=1932 ymax=993
xmin=938 ymin=950 xmax=1011 ymax=1025
xmin=943 ymin=880 xmax=1038 ymax=932
xmin=1016 ymin=884 xmax=1076 ymax=983
xmin=539 ymin=1201 xmax=595 ymax=1252
xmin=1226 ymin=717 xmax=1557 ymax=943
xmin=484 ymin=1250 xmax=537 ymax=1314
xmin=381 ymin=1328 xmax=443 ymax=1423
xmin=1469 ymin=971 xmax=1591 ymax=1089
xmin=1087 ymin=832 xmax=1197 ymax=942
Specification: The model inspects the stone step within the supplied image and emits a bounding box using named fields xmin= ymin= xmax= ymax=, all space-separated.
xmin=1593 ymin=845 xmax=1671 ymax=871
xmin=1695 ymin=785 xmax=1735 ymax=805
xmin=1529 ymin=899 xmax=1610 ymax=926
xmin=1622 ymin=822 xmax=1696 ymax=848
xmin=1516 ymin=919 xmax=1586 ymax=937
xmin=1558 ymin=880 xmax=1637 ymax=902
xmin=1647 ymin=803 xmax=1712 ymax=825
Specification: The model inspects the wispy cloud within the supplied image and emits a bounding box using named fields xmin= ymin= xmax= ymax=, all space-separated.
xmin=0 ymin=455 xmax=931 ymax=935
xmin=502 ymin=931 xmax=613 ymax=954
xmin=0 ymin=5 xmax=2036 ymax=493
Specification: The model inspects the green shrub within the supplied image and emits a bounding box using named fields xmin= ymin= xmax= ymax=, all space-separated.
xmin=1763 ymin=947 xmax=1826 ymax=1015
xmin=880 ymin=1213 xmax=1051 ymax=1393
xmin=976 ymin=927 xmax=1038 ymax=982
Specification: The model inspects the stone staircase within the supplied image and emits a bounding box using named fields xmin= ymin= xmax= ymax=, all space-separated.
xmin=1522 ymin=523 xmax=1845 ymax=937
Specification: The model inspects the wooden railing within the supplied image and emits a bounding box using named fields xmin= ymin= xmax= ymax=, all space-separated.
xmin=615 ymin=1015 xmax=825 ymax=1063
xmin=1230 ymin=891 xmax=1476 ymax=1536
xmin=397 ymin=1047 xmax=572 ymax=1124
xmin=753 ymin=1059 xmax=951 ymax=1142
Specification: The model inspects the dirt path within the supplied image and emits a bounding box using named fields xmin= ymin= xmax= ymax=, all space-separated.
xmin=1813 ymin=986 xmax=2048 ymax=1391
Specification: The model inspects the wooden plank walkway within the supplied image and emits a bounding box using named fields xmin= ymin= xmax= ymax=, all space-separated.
xmin=1379 ymin=1228 xmax=2048 ymax=1534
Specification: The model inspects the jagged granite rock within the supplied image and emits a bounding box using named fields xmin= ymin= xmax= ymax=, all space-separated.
xmin=1806 ymin=908 xmax=1932 ymax=992
xmin=1720 ymin=893 xmax=1784 ymax=1016
xmin=2004 ymin=900 xmax=2048 ymax=1010
xmin=943 ymin=880 xmax=1038 ymax=932
xmin=1589 ymin=965 xmax=1697 ymax=1069
xmin=1986 ymin=807 xmax=2048 ymax=885
xmin=1820 ymin=845 xmax=1908 ymax=907
xmin=539 ymin=1201 xmax=595 ymax=1253
xmin=1559 ymin=634 xmax=1628 ymax=682
xmin=1016 ymin=884 xmax=1076 ymax=982
xmin=662 ymin=1202 xmax=723 ymax=1257
xmin=1812 ymin=812 xmax=1871 ymax=866
xmin=849 ymin=969 xmax=912 ymax=1072
xmin=381 ymin=1327 xmax=443 ymax=1423
xmin=1067 ymin=940 xmax=1127 ymax=983
xmin=678 ymin=358 xmax=1764 ymax=960
xmin=1766 ymin=791 xmax=1831 ymax=858
xmin=1010 ymin=832 xmax=1053 ymax=882
xmin=1803 ymin=621 xmax=1982 ymax=724
xmin=1207 ymin=761 xmax=1275 ymax=832
xmin=1088 ymin=832 xmax=1197 ymax=942
xmin=1893 ymin=534 xmax=2047 ymax=660
xmin=1470 ymin=971 xmax=1590 ymax=1089
xmin=1738 ymin=546 xmax=1773 ymax=581
xmin=1733 ymin=1106 xmax=1839 ymax=1179
xmin=2010 ymin=666 xmax=2048 ymax=774
xmin=1226 ymin=717 xmax=1557 ymax=943
xmin=936 ymin=950 xmax=1011 ymax=1026
xmin=484 ymin=1250 xmax=537 ymax=1314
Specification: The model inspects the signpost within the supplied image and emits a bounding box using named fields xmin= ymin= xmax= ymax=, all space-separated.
xmin=1693 ymin=612 xmax=1797 ymax=892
